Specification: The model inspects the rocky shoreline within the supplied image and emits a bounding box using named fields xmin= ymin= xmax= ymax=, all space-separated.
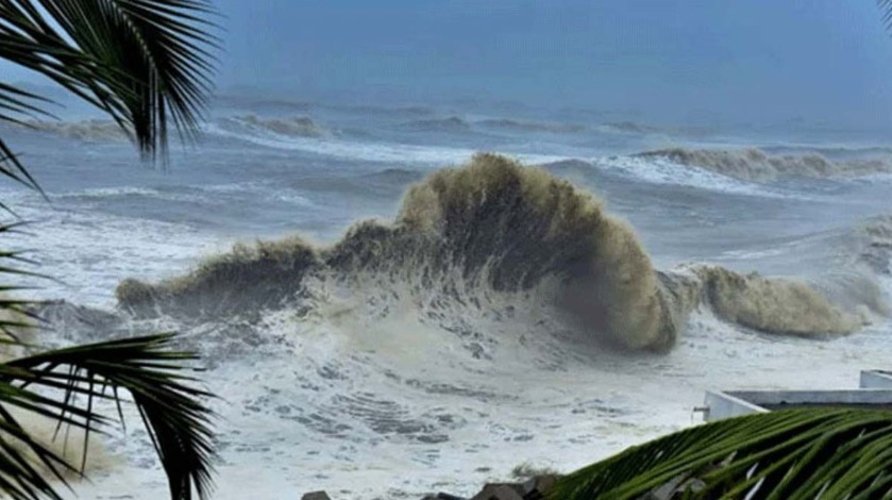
xmin=301 ymin=474 xmax=559 ymax=500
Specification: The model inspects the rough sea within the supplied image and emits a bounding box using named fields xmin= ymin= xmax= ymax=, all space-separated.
xmin=2 ymin=94 xmax=891 ymax=499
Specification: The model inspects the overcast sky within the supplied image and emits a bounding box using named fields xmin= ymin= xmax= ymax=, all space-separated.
xmin=5 ymin=0 xmax=892 ymax=128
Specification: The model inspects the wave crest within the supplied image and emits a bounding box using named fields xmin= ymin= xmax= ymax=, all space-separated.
xmin=636 ymin=147 xmax=892 ymax=181
xmin=118 ymin=154 xmax=678 ymax=351
xmin=857 ymin=216 xmax=892 ymax=275
xmin=661 ymin=265 xmax=864 ymax=337
xmin=116 ymin=154 xmax=870 ymax=354
xmin=20 ymin=119 xmax=128 ymax=142
xmin=400 ymin=117 xmax=471 ymax=133
xmin=233 ymin=114 xmax=326 ymax=138
xmin=477 ymin=118 xmax=585 ymax=134
xmin=597 ymin=121 xmax=663 ymax=135
xmin=117 ymin=237 xmax=319 ymax=319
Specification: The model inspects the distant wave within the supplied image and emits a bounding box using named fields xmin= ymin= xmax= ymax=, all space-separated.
xmin=476 ymin=118 xmax=585 ymax=134
xmin=228 ymin=114 xmax=327 ymax=138
xmin=398 ymin=116 xmax=586 ymax=135
xmin=117 ymin=154 xmax=869 ymax=360
xmin=18 ymin=114 xmax=331 ymax=143
xmin=327 ymin=104 xmax=435 ymax=117
xmin=213 ymin=94 xmax=312 ymax=112
xmin=596 ymin=154 xmax=773 ymax=197
xmin=762 ymin=144 xmax=892 ymax=158
xmin=204 ymin=121 xmax=477 ymax=164
xmin=635 ymin=147 xmax=892 ymax=182
xmin=284 ymin=168 xmax=426 ymax=199
xmin=399 ymin=116 xmax=471 ymax=133
xmin=596 ymin=121 xmax=664 ymax=135
xmin=204 ymin=121 xmax=567 ymax=166
xmin=18 ymin=119 xmax=128 ymax=142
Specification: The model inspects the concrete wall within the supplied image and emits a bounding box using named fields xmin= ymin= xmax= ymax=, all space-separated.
xmin=704 ymin=389 xmax=892 ymax=421
xmin=860 ymin=370 xmax=892 ymax=389
xmin=703 ymin=391 xmax=768 ymax=421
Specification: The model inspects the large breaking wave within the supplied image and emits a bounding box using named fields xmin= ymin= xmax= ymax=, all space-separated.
xmin=117 ymin=154 xmax=675 ymax=350
xmin=116 ymin=154 xmax=878 ymax=355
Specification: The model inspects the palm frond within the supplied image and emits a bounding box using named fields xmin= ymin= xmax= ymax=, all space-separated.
xmin=0 ymin=136 xmax=43 ymax=196
xmin=548 ymin=408 xmax=892 ymax=499
xmin=0 ymin=83 xmax=54 ymax=192
xmin=0 ymin=0 xmax=219 ymax=161
xmin=0 ymin=220 xmax=56 ymax=342
xmin=0 ymin=333 xmax=215 ymax=500
xmin=0 ymin=2 xmax=219 ymax=499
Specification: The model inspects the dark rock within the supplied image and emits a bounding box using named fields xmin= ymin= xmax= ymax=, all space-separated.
xmin=521 ymin=474 xmax=560 ymax=499
xmin=421 ymin=494 xmax=467 ymax=500
xmin=301 ymin=492 xmax=332 ymax=500
xmin=471 ymin=484 xmax=524 ymax=500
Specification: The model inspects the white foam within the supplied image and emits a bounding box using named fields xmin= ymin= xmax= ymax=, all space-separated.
xmin=596 ymin=155 xmax=796 ymax=198
xmin=0 ymin=189 xmax=225 ymax=308
xmin=52 ymin=182 xmax=317 ymax=209
xmin=199 ymin=181 xmax=317 ymax=207
xmin=204 ymin=122 xmax=567 ymax=166
xmin=65 ymin=302 xmax=892 ymax=499
xmin=66 ymin=186 xmax=161 ymax=198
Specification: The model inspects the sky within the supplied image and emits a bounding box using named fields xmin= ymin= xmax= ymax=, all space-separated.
xmin=5 ymin=0 xmax=892 ymax=129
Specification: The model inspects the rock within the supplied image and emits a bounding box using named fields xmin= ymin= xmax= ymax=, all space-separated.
xmin=521 ymin=474 xmax=560 ymax=499
xmin=471 ymin=483 xmax=525 ymax=500
xmin=466 ymin=474 xmax=560 ymax=500
xmin=301 ymin=492 xmax=332 ymax=500
xmin=421 ymin=494 xmax=467 ymax=500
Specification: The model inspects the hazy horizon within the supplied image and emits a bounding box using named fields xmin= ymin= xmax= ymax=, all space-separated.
xmin=4 ymin=1 xmax=892 ymax=131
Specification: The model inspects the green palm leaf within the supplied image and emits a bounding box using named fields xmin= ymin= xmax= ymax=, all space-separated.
xmin=548 ymin=408 xmax=892 ymax=499
xmin=0 ymin=1 xmax=219 ymax=498
xmin=0 ymin=333 xmax=215 ymax=500
xmin=0 ymin=229 xmax=216 ymax=500
xmin=0 ymin=0 xmax=218 ymax=191
xmin=0 ymin=221 xmax=54 ymax=342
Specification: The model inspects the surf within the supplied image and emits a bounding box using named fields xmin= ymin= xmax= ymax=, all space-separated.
xmin=116 ymin=154 xmax=880 ymax=356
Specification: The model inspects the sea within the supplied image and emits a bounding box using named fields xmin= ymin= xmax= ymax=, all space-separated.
xmin=1 ymin=93 xmax=891 ymax=499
